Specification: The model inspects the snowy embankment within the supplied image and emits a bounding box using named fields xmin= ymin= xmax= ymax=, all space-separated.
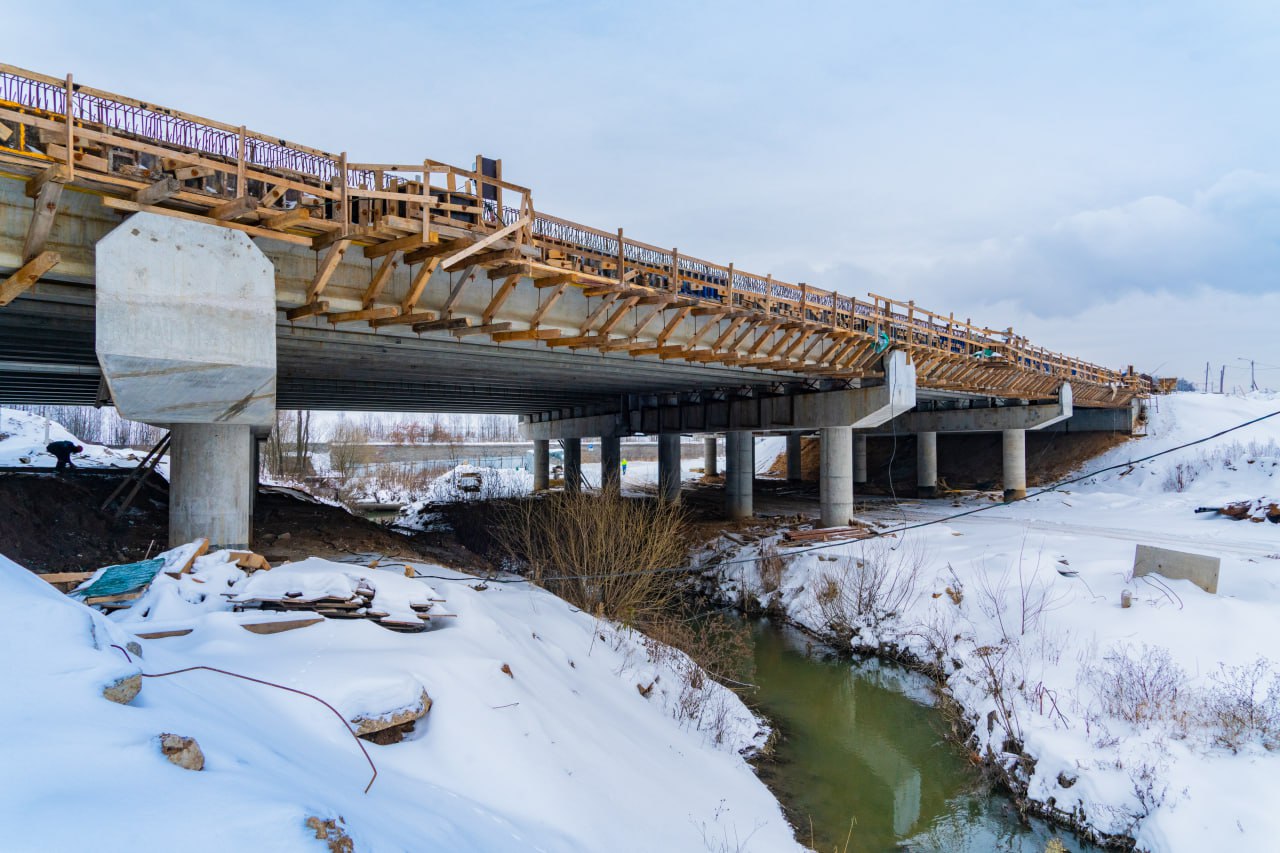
xmin=0 ymin=407 xmax=155 ymax=471
xmin=0 ymin=548 xmax=799 ymax=852
xmin=723 ymin=392 xmax=1280 ymax=853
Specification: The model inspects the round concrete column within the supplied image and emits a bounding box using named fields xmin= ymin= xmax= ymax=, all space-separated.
xmin=658 ymin=433 xmax=682 ymax=502
xmin=703 ymin=436 xmax=718 ymax=477
xmin=820 ymin=425 xmax=854 ymax=527
xmin=170 ymin=423 xmax=254 ymax=549
xmin=562 ymin=438 xmax=582 ymax=493
xmin=1002 ymin=429 xmax=1027 ymax=502
xmin=916 ymin=431 xmax=938 ymax=498
xmin=725 ymin=431 xmax=754 ymax=519
xmin=854 ymin=434 xmax=868 ymax=485
xmin=786 ymin=433 xmax=804 ymax=482
xmin=600 ymin=435 xmax=621 ymax=494
xmin=532 ymin=439 xmax=550 ymax=491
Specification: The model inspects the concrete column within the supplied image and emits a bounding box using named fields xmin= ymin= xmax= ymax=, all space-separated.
xmin=916 ymin=431 xmax=938 ymax=498
xmin=1003 ymin=428 xmax=1027 ymax=502
xmin=532 ymin=439 xmax=550 ymax=491
xmin=725 ymin=430 xmax=754 ymax=519
xmin=600 ymin=435 xmax=621 ymax=494
xmin=786 ymin=433 xmax=804 ymax=482
xmin=658 ymin=433 xmax=681 ymax=502
xmin=703 ymin=435 xmax=718 ymax=477
xmin=170 ymin=423 xmax=253 ymax=549
xmin=562 ymin=438 xmax=582 ymax=493
xmin=854 ymin=434 xmax=868 ymax=485
xmin=820 ymin=425 xmax=854 ymax=528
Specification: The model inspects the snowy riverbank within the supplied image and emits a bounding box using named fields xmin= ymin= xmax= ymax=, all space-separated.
xmin=720 ymin=392 xmax=1280 ymax=852
xmin=0 ymin=550 xmax=801 ymax=852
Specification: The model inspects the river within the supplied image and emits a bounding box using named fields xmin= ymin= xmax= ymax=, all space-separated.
xmin=748 ymin=620 xmax=1095 ymax=852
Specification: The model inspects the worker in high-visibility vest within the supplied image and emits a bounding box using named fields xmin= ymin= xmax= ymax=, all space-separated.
xmin=620 ymin=458 xmax=628 ymax=476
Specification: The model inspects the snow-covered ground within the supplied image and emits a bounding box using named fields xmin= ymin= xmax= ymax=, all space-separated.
xmin=0 ymin=548 xmax=800 ymax=852
xmin=0 ymin=407 xmax=155 ymax=471
xmin=723 ymin=392 xmax=1280 ymax=852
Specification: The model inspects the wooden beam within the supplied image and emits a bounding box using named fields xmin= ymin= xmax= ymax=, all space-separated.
xmin=23 ymin=177 xmax=64 ymax=263
xmin=361 ymin=252 xmax=400 ymax=308
xmin=529 ymin=282 xmax=568 ymax=327
xmin=439 ymin=215 xmax=530 ymax=269
xmin=453 ymin=322 xmax=512 ymax=337
xmin=307 ymin=239 xmax=352 ymax=301
xmin=260 ymin=184 xmax=288 ymax=208
xmin=371 ymin=310 xmax=437 ymax=327
xmin=656 ymin=305 xmax=693 ymax=345
xmin=598 ymin=296 xmax=639 ymax=334
xmin=401 ymin=256 xmax=441 ymax=312
xmin=133 ymin=176 xmax=181 ymax=206
xmin=532 ymin=272 xmax=579 ymax=287
xmin=492 ymin=328 xmax=564 ymax=342
xmin=412 ymin=317 xmax=471 ymax=333
xmin=260 ymin=207 xmax=314 ymax=230
xmin=482 ymin=274 xmax=520 ymax=323
xmin=102 ymin=198 xmax=311 ymax=246
xmin=544 ymin=332 xmax=615 ymax=348
xmin=207 ymin=195 xmax=260 ymax=222
xmin=486 ymin=261 xmax=532 ymax=279
xmin=440 ymin=270 xmax=474 ymax=315
xmin=710 ymin=316 xmax=748 ymax=349
xmin=403 ymin=239 xmax=463 ymax=265
xmin=0 ymin=251 xmax=60 ymax=306
xmin=285 ymin=300 xmax=329 ymax=321
xmin=581 ymin=291 xmax=619 ymax=330
xmin=24 ymin=164 xmax=69 ymax=199
xmin=327 ymin=306 xmax=400 ymax=324
xmin=363 ymin=229 xmax=437 ymax=259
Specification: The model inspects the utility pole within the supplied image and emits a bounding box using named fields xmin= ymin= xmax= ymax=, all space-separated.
xmin=1220 ymin=365 xmax=1227 ymax=394
xmin=1204 ymin=361 xmax=1210 ymax=393
xmin=1239 ymin=357 xmax=1258 ymax=391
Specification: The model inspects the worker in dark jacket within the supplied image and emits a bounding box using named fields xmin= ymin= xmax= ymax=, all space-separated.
xmin=46 ymin=440 xmax=83 ymax=470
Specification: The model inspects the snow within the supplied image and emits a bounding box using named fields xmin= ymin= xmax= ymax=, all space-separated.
xmin=722 ymin=391 xmax=1280 ymax=852
xmin=0 ymin=549 xmax=800 ymax=852
xmin=0 ymin=406 xmax=157 ymax=471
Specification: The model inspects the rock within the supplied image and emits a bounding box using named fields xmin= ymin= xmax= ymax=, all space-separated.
xmin=159 ymin=733 xmax=205 ymax=771
xmin=351 ymin=688 xmax=432 ymax=739
xmin=277 ymin=532 xmax=292 ymax=542
xmin=1057 ymin=771 xmax=1077 ymax=789
xmin=125 ymin=641 xmax=143 ymax=659
xmin=102 ymin=673 xmax=141 ymax=705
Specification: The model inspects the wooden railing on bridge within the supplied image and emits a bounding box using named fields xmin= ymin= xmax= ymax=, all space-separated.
xmin=0 ymin=64 xmax=1148 ymax=406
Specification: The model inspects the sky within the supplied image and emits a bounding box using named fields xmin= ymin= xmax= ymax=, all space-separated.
xmin=7 ymin=0 xmax=1280 ymax=386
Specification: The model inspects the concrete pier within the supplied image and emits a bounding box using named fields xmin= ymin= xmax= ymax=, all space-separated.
xmin=786 ymin=433 xmax=804 ymax=482
xmin=916 ymin=431 xmax=938 ymax=498
xmin=658 ymin=433 xmax=681 ymax=502
xmin=854 ymin=434 xmax=868 ymax=485
xmin=1002 ymin=429 xmax=1027 ymax=502
xmin=703 ymin=435 xmax=718 ymax=477
xmin=600 ymin=434 xmax=621 ymax=494
xmin=169 ymin=423 xmax=253 ymax=549
xmin=563 ymin=438 xmax=582 ymax=493
xmin=725 ymin=430 xmax=753 ymax=519
xmin=532 ymin=439 xmax=550 ymax=491
xmin=820 ymin=425 xmax=854 ymax=528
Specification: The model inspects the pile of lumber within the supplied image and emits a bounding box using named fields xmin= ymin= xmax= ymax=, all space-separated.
xmin=781 ymin=525 xmax=875 ymax=546
xmin=233 ymin=580 xmax=449 ymax=634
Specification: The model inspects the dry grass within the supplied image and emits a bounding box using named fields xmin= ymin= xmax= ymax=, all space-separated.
xmin=813 ymin=539 xmax=924 ymax=640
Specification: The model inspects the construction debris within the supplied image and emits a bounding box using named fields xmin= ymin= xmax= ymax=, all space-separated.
xmin=781 ymin=524 xmax=874 ymax=546
xmin=1196 ymin=499 xmax=1280 ymax=523
xmin=350 ymin=688 xmax=433 ymax=744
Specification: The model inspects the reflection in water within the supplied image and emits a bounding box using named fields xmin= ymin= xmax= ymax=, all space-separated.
xmin=749 ymin=621 xmax=1093 ymax=852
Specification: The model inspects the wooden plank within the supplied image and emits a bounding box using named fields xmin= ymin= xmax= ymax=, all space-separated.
xmin=259 ymin=183 xmax=288 ymax=208
xmin=580 ymin=291 xmax=619 ymax=330
xmin=528 ymin=282 xmax=568 ymax=326
xmin=532 ymin=272 xmax=578 ymax=287
xmin=285 ymin=300 xmax=329 ymax=321
xmin=452 ymin=322 xmax=512 ymax=337
xmin=24 ymin=163 xmax=69 ymax=199
xmin=482 ymin=274 xmax=520 ymax=323
xmin=485 ymin=261 xmax=532 ymax=279
xmin=133 ymin=176 xmax=182 ymax=206
xmin=656 ymin=305 xmax=692 ymax=345
xmin=133 ymin=628 xmax=194 ymax=640
xmin=361 ymin=252 xmax=400 ymax=308
xmin=36 ymin=571 xmax=95 ymax=585
xmin=403 ymin=239 xmax=464 ymax=265
xmin=207 ymin=195 xmax=259 ymax=221
xmin=440 ymin=269 xmax=474 ymax=314
xmin=439 ymin=215 xmax=530 ymax=268
xmin=307 ymin=238 xmax=352 ymax=301
xmin=598 ymin=296 xmax=639 ymax=335
xmin=492 ymin=328 xmax=563 ymax=342
xmin=170 ymin=165 xmax=215 ymax=181
xmin=0 ymin=251 xmax=60 ymax=306
xmin=327 ymin=305 xmax=400 ymax=324
xmin=241 ymin=617 xmax=324 ymax=635
xmin=544 ymin=332 xmax=615 ymax=348
xmin=101 ymin=198 xmax=311 ymax=246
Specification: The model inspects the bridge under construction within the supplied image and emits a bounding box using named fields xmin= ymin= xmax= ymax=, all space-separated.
xmin=0 ymin=64 xmax=1150 ymax=547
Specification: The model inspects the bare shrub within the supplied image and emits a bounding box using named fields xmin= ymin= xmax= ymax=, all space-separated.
xmin=1090 ymin=644 xmax=1188 ymax=724
xmin=813 ymin=539 xmax=923 ymax=639
xmin=757 ymin=544 xmax=785 ymax=596
xmin=496 ymin=492 xmax=691 ymax=627
xmin=974 ymin=547 xmax=1065 ymax=639
xmin=1203 ymin=657 xmax=1280 ymax=751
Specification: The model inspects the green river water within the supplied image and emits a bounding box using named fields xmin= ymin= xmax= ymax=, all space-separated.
xmin=748 ymin=620 xmax=1094 ymax=852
